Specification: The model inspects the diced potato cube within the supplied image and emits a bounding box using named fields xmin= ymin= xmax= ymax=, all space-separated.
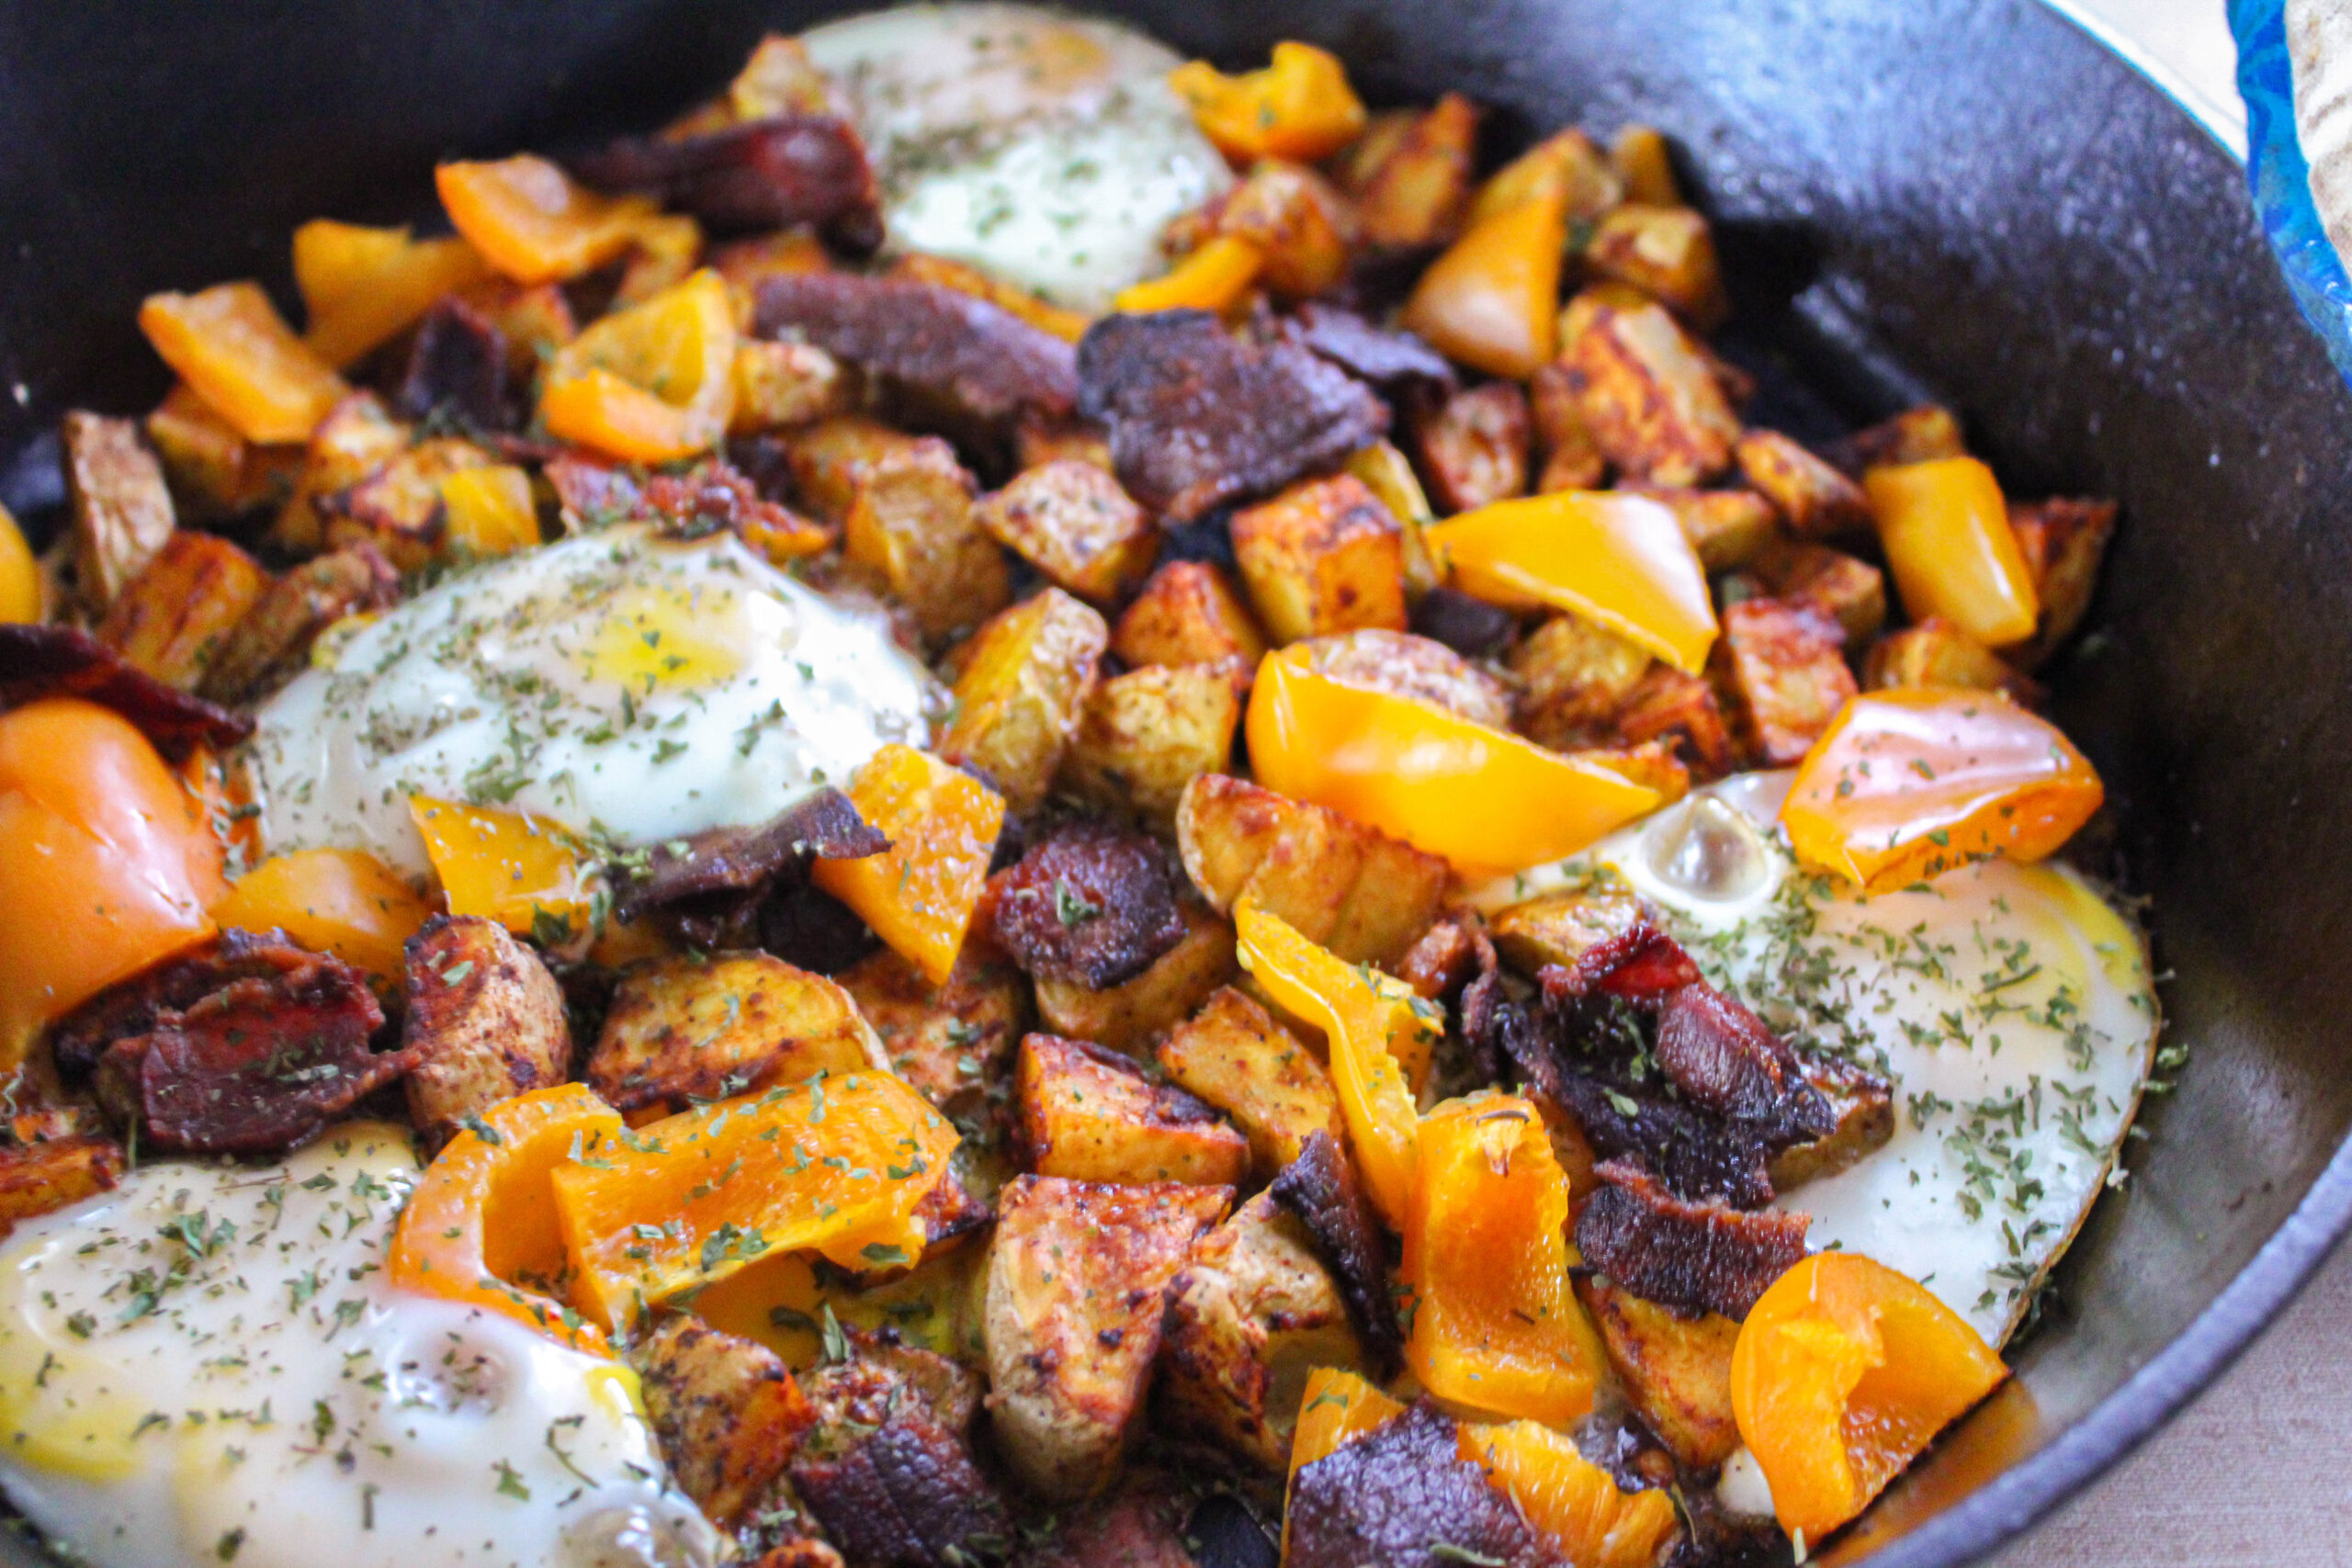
xmin=1509 ymin=612 xmax=1654 ymax=751
xmin=1034 ymin=902 xmax=1238 ymax=1054
xmin=2008 ymin=496 xmax=2117 ymax=667
xmin=729 ymin=340 xmax=852 ymax=433
xmin=1488 ymin=883 xmax=1645 ymax=976
xmin=787 ymin=414 xmax=1011 ymax=639
xmin=1157 ymin=987 xmax=1341 ymax=1179
xmin=1408 ymin=381 xmax=1530 ymax=513
xmin=62 ymin=412 xmax=175 ymax=608
xmin=1618 ymin=484 xmax=1781 ymax=572
xmin=1528 ymin=364 xmax=1606 ymax=494
xmin=938 ymin=588 xmax=1110 ymax=814
xmin=198 ymin=543 xmax=399 ymax=704
xmin=146 ymin=384 xmax=298 ymax=522
xmin=1113 ymin=561 xmax=1269 ymax=671
xmin=271 ymin=390 xmax=412 ymax=554
xmin=1575 ymin=1275 xmax=1741 ymax=1469
xmin=973 ymin=459 xmax=1157 ymax=603
xmin=1469 ymin=128 xmax=1623 ymax=230
xmin=1716 ymin=597 xmax=1857 ymax=766
xmin=401 ymin=915 xmax=571 ymax=1150
xmin=1825 ymin=403 xmax=1968 ymax=475
xmin=96 ymin=531 xmax=272 ymax=691
xmin=1230 ymin=474 xmax=1407 ymax=644
xmin=1560 ymin=300 xmax=1738 ymax=486
xmin=1753 ymin=539 xmax=1886 ymax=645
xmin=838 ymin=945 xmax=1030 ymax=1123
xmin=1586 ymin=204 xmax=1725 ymax=327
xmin=0 ymin=1135 xmax=124 ymax=1236
xmin=1340 ymin=94 xmax=1480 ymax=250
xmin=1202 ymin=160 xmax=1359 ymax=299
xmin=1018 ymin=1034 xmax=1248 ymax=1188
xmin=1614 ymin=666 xmax=1736 ymax=778
xmin=1061 ymin=663 xmax=1241 ymax=827
xmin=587 ymin=952 xmax=886 ymax=1113
xmin=322 ymin=436 xmax=496 ymax=571
xmin=631 ymin=1313 xmax=811 ymax=1524
xmin=1174 ymin=773 xmax=1447 ymax=967
xmin=1863 ymin=617 xmax=2039 ymax=704
xmin=1769 ymin=1054 xmax=1895 ymax=1190
xmin=1735 ymin=429 xmax=1871 ymax=538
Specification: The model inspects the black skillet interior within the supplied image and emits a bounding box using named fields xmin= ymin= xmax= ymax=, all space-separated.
xmin=3 ymin=2 xmax=2350 ymax=1563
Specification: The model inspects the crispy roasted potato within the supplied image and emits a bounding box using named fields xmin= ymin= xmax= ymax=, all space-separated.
xmin=587 ymin=952 xmax=886 ymax=1113
xmin=62 ymin=411 xmax=176 ymax=608
xmin=982 ymin=1175 xmax=1229 ymax=1498
xmin=1560 ymin=299 xmax=1739 ymax=486
xmin=1293 ymin=628 xmax=1512 ymax=728
xmin=1716 ymin=596 xmax=1858 ymax=767
xmin=1611 ymin=125 xmax=1683 ymax=208
xmin=1159 ymin=1192 xmax=1361 ymax=1469
xmin=1469 ymin=127 xmax=1623 ymax=230
xmin=1736 ymin=429 xmax=1871 ymax=537
xmin=458 ymin=277 xmax=579 ymax=379
xmin=0 ymin=1135 xmax=125 ymax=1236
xmin=1528 ymin=363 xmax=1607 ymax=494
xmin=401 ymin=915 xmax=571 ymax=1149
xmin=1112 ymin=561 xmax=1269 ymax=671
xmin=1396 ymin=914 xmax=1482 ymax=1001
xmin=1408 ymin=380 xmax=1530 ymax=513
xmin=1174 ymin=773 xmax=1448 ymax=967
xmin=632 ymin=1312 xmax=812 ymax=1524
xmin=198 ymin=542 xmax=399 ymax=703
xmin=1339 ymin=94 xmax=1479 ymax=249
xmin=1230 ymin=474 xmax=1408 ymax=645
xmin=836 ymin=944 xmax=1029 ymax=1123
xmin=1752 ymin=539 xmax=1886 ymax=645
xmin=1770 ymin=1053 xmax=1896 ymax=1190
xmin=1509 ymin=611 xmax=1654 ymax=750
xmin=1864 ymin=616 xmax=2039 ymax=703
xmin=938 ymin=588 xmax=1110 ymax=814
xmin=1616 ymin=484 xmax=1781 ymax=574
xmin=1195 ymin=160 xmax=1360 ymax=299
xmin=788 ymin=414 xmax=1012 ymax=640
xmin=146 ymin=384 xmax=298 ymax=522
xmin=1488 ymin=881 xmax=1645 ymax=976
xmin=1575 ymin=1274 xmax=1741 ymax=1469
xmin=271 ymin=391 xmax=413 ymax=554
xmin=1034 ymin=901 xmax=1238 ymax=1054
xmin=1014 ymin=415 xmax=1114 ymax=473
xmin=2009 ymin=496 xmax=2118 ymax=667
xmin=729 ymin=340 xmax=853 ymax=433
xmin=973 ymin=459 xmax=1156 ymax=604
xmin=1825 ymin=402 xmax=1967 ymax=475
xmin=1615 ymin=666 xmax=1737 ymax=778
xmin=96 ymin=531 xmax=272 ymax=691
xmin=1155 ymin=987 xmax=1341 ymax=1179
xmin=1586 ymin=203 xmax=1726 ymax=328
xmin=1018 ymin=1033 xmax=1249 ymax=1188
xmin=320 ymin=436 xmax=496 ymax=571
xmin=1061 ymin=662 xmax=1242 ymax=827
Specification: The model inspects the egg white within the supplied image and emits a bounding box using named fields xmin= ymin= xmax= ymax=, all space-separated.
xmin=246 ymin=525 xmax=939 ymax=879
xmin=0 ymin=1126 xmax=718 ymax=1568
xmin=804 ymin=3 xmax=1234 ymax=310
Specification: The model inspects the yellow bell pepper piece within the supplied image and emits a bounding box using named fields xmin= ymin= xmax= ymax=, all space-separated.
xmin=293 ymin=220 xmax=490 ymax=367
xmin=209 ymin=847 xmax=431 ymax=984
xmin=408 ymin=795 xmax=593 ymax=939
xmin=436 ymin=464 xmax=540 ymax=557
xmin=138 ymin=282 xmax=349 ymax=445
xmin=1170 ymin=42 xmax=1367 ymax=163
xmin=540 ymin=269 xmax=739 ymax=463
xmin=1114 ymin=235 xmax=1264 ymax=314
xmin=436 ymin=154 xmax=658 ymax=285
xmin=1864 ymin=457 xmax=2040 ymax=648
xmin=0 ymin=505 xmax=40 ymax=624
xmin=1401 ymin=184 xmax=1566 ymax=379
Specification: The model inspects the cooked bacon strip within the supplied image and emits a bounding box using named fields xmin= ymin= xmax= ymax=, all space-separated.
xmin=755 ymin=273 xmax=1079 ymax=421
xmin=1654 ymin=982 xmax=1838 ymax=1143
xmin=1270 ymin=1130 xmax=1405 ymax=1376
xmin=1281 ymin=302 xmax=1456 ymax=394
xmin=988 ymin=821 xmax=1185 ymax=990
xmin=0 ymin=623 xmax=252 ymax=754
xmin=1575 ymin=1161 xmax=1811 ymax=1320
xmin=790 ymin=1333 xmax=1002 ymax=1568
xmin=1538 ymin=923 xmax=1703 ymax=1005
xmin=570 ymin=115 xmax=882 ymax=250
xmin=616 ymin=788 xmax=887 ymax=950
xmin=48 ymin=928 xmax=318 ymax=1080
xmin=396 ymin=296 xmax=514 ymax=431
xmin=1075 ymin=310 xmax=1390 ymax=521
xmin=1285 ymin=1402 xmax=1566 ymax=1568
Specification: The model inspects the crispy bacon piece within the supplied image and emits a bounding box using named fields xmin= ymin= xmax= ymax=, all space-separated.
xmin=0 ymin=1136 xmax=126 ymax=1235
xmin=756 ymin=274 xmax=1079 ymax=422
xmin=0 ymin=623 xmax=252 ymax=755
xmin=48 ymin=928 xmax=317 ymax=1080
xmin=789 ymin=1332 xmax=1002 ymax=1568
xmin=543 ymin=454 xmax=828 ymax=553
xmin=1280 ymin=302 xmax=1456 ymax=394
xmin=93 ymin=950 xmax=400 ymax=1156
xmin=1270 ymin=1130 xmax=1405 ymax=1376
xmin=988 ymin=821 xmax=1186 ymax=990
xmin=396 ymin=296 xmax=515 ymax=431
xmin=1576 ymin=1161 xmax=1812 ymax=1320
xmin=1285 ymin=1402 xmax=1565 ymax=1568
xmin=571 ymin=115 xmax=882 ymax=250
xmin=1654 ymin=983 xmax=1837 ymax=1144
xmin=1540 ymin=923 xmax=1703 ymax=1005
xmin=616 ymin=788 xmax=888 ymax=949
xmin=758 ymin=880 xmax=882 ymax=976
xmin=1408 ymin=584 xmax=1516 ymax=659
xmin=1075 ymin=310 xmax=1389 ymax=521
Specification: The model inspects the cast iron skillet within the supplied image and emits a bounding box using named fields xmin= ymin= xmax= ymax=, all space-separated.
xmin=1 ymin=2 xmax=2347 ymax=1563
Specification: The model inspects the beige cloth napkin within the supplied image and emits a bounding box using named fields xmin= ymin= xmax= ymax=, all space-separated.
xmin=2291 ymin=0 xmax=2352 ymax=272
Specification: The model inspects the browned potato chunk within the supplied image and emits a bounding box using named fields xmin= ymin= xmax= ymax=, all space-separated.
xmin=146 ymin=384 xmax=297 ymax=522
xmin=1156 ymin=987 xmax=1341 ymax=1179
xmin=1230 ymin=475 xmax=1407 ymax=645
xmin=1611 ymin=125 xmax=1682 ymax=208
xmin=1113 ymin=561 xmax=1269 ymax=671
xmin=0 ymin=1135 xmax=124 ymax=1236
xmin=1408 ymin=381 xmax=1530 ymax=514
xmin=1396 ymin=915 xmax=1481 ymax=1001
xmin=1561 ymin=299 xmax=1739 ymax=486
xmin=632 ymin=1313 xmax=812 ymax=1525
xmin=401 ymin=915 xmax=571 ymax=1149
xmin=1061 ymin=663 xmax=1241 ymax=827
xmin=789 ymin=414 xmax=1012 ymax=640
xmin=1470 ymin=128 xmax=1623 ymax=230
xmin=1510 ymin=612 xmax=1654 ymax=750
xmin=1528 ymin=364 xmax=1606 ymax=494
xmin=1717 ymin=597 xmax=1858 ymax=766
xmin=1294 ymin=628 xmax=1512 ymax=728
xmin=2008 ymin=496 xmax=2117 ymax=667
xmin=1864 ymin=616 xmax=2039 ymax=703
xmin=458 ymin=277 xmax=579 ymax=379
xmin=1575 ymin=739 xmax=1691 ymax=807
xmin=1753 ymin=539 xmax=1887 ymax=645
xmin=1175 ymin=773 xmax=1448 ymax=967
xmin=1159 ymin=1192 xmax=1361 ymax=1469
xmin=1615 ymin=666 xmax=1737 ymax=778
xmin=270 ymin=391 xmax=412 ymax=554
xmin=1018 ymin=1034 xmax=1248 ymax=1188
xmin=1735 ymin=429 xmax=1871 ymax=537
xmin=938 ymin=588 xmax=1110 ymax=813
xmin=1769 ymin=1055 xmax=1895 ymax=1190
xmin=587 ymin=952 xmax=885 ymax=1113
xmin=1618 ymin=484 xmax=1781 ymax=573
xmin=96 ymin=532 xmax=272 ymax=691
xmin=1488 ymin=881 xmax=1646 ymax=976
xmin=198 ymin=543 xmax=399 ymax=704
xmin=1340 ymin=94 xmax=1480 ymax=249
xmin=1014 ymin=415 xmax=1114 ymax=473
xmin=1586 ymin=204 xmax=1726 ymax=328
xmin=1034 ymin=901 xmax=1238 ymax=1054
xmin=973 ymin=459 xmax=1157 ymax=603
xmin=1825 ymin=403 xmax=1968 ymax=475
xmin=1575 ymin=1275 xmax=1741 ymax=1469
xmin=62 ymin=412 xmax=175 ymax=608
xmin=321 ymin=436 xmax=495 ymax=571
xmin=837 ymin=944 xmax=1029 ymax=1122
xmin=1203 ymin=161 xmax=1359 ymax=299
xmin=729 ymin=340 xmax=852 ymax=433
xmin=982 ymin=1175 xmax=1228 ymax=1498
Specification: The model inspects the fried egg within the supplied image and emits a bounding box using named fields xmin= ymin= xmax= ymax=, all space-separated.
xmin=804 ymin=3 xmax=1234 ymax=310
xmin=0 ymin=1125 xmax=717 ymax=1568
xmin=246 ymin=524 xmax=938 ymax=879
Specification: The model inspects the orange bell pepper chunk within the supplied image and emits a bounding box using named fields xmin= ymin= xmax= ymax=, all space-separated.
xmin=1402 ymin=1094 xmax=1606 ymax=1427
xmin=1401 ymin=184 xmax=1566 ymax=379
xmin=388 ymin=1082 xmax=624 ymax=1354
xmin=138 ymin=282 xmax=349 ymax=445
xmin=1863 ymin=457 xmax=2040 ymax=648
xmin=1425 ymin=490 xmax=1718 ymax=673
xmin=176 ymin=743 xmax=262 ymax=871
xmin=0 ymin=698 xmax=226 ymax=1068
xmin=1246 ymin=649 xmax=1663 ymax=875
xmin=408 ymin=795 xmax=593 ymax=941
xmin=435 ymin=154 xmax=659 ymax=285
xmin=549 ymin=1070 xmax=959 ymax=1332
xmin=539 ymin=269 xmax=738 ymax=462
xmin=1731 ymin=1251 xmax=2008 ymax=1545
xmin=1459 ymin=1417 xmax=1681 ymax=1568
xmin=1170 ymin=42 xmax=1367 ymax=164
xmin=210 ymin=848 xmax=431 ymax=984
xmin=1114 ymin=235 xmax=1264 ymax=315
xmin=292 ymin=220 xmax=492 ymax=367
xmin=0 ymin=504 xmax=39 ymax=624
xmin=1779 ymin=688 xmax=2104 ymax=894
xmin=436 ymin=464 xmax=541 ymax=557
xmin=1233 ymin=899 xmax=1433 ymax=1229
xmin=811 ymin=746 xmax=1005 ymax=987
